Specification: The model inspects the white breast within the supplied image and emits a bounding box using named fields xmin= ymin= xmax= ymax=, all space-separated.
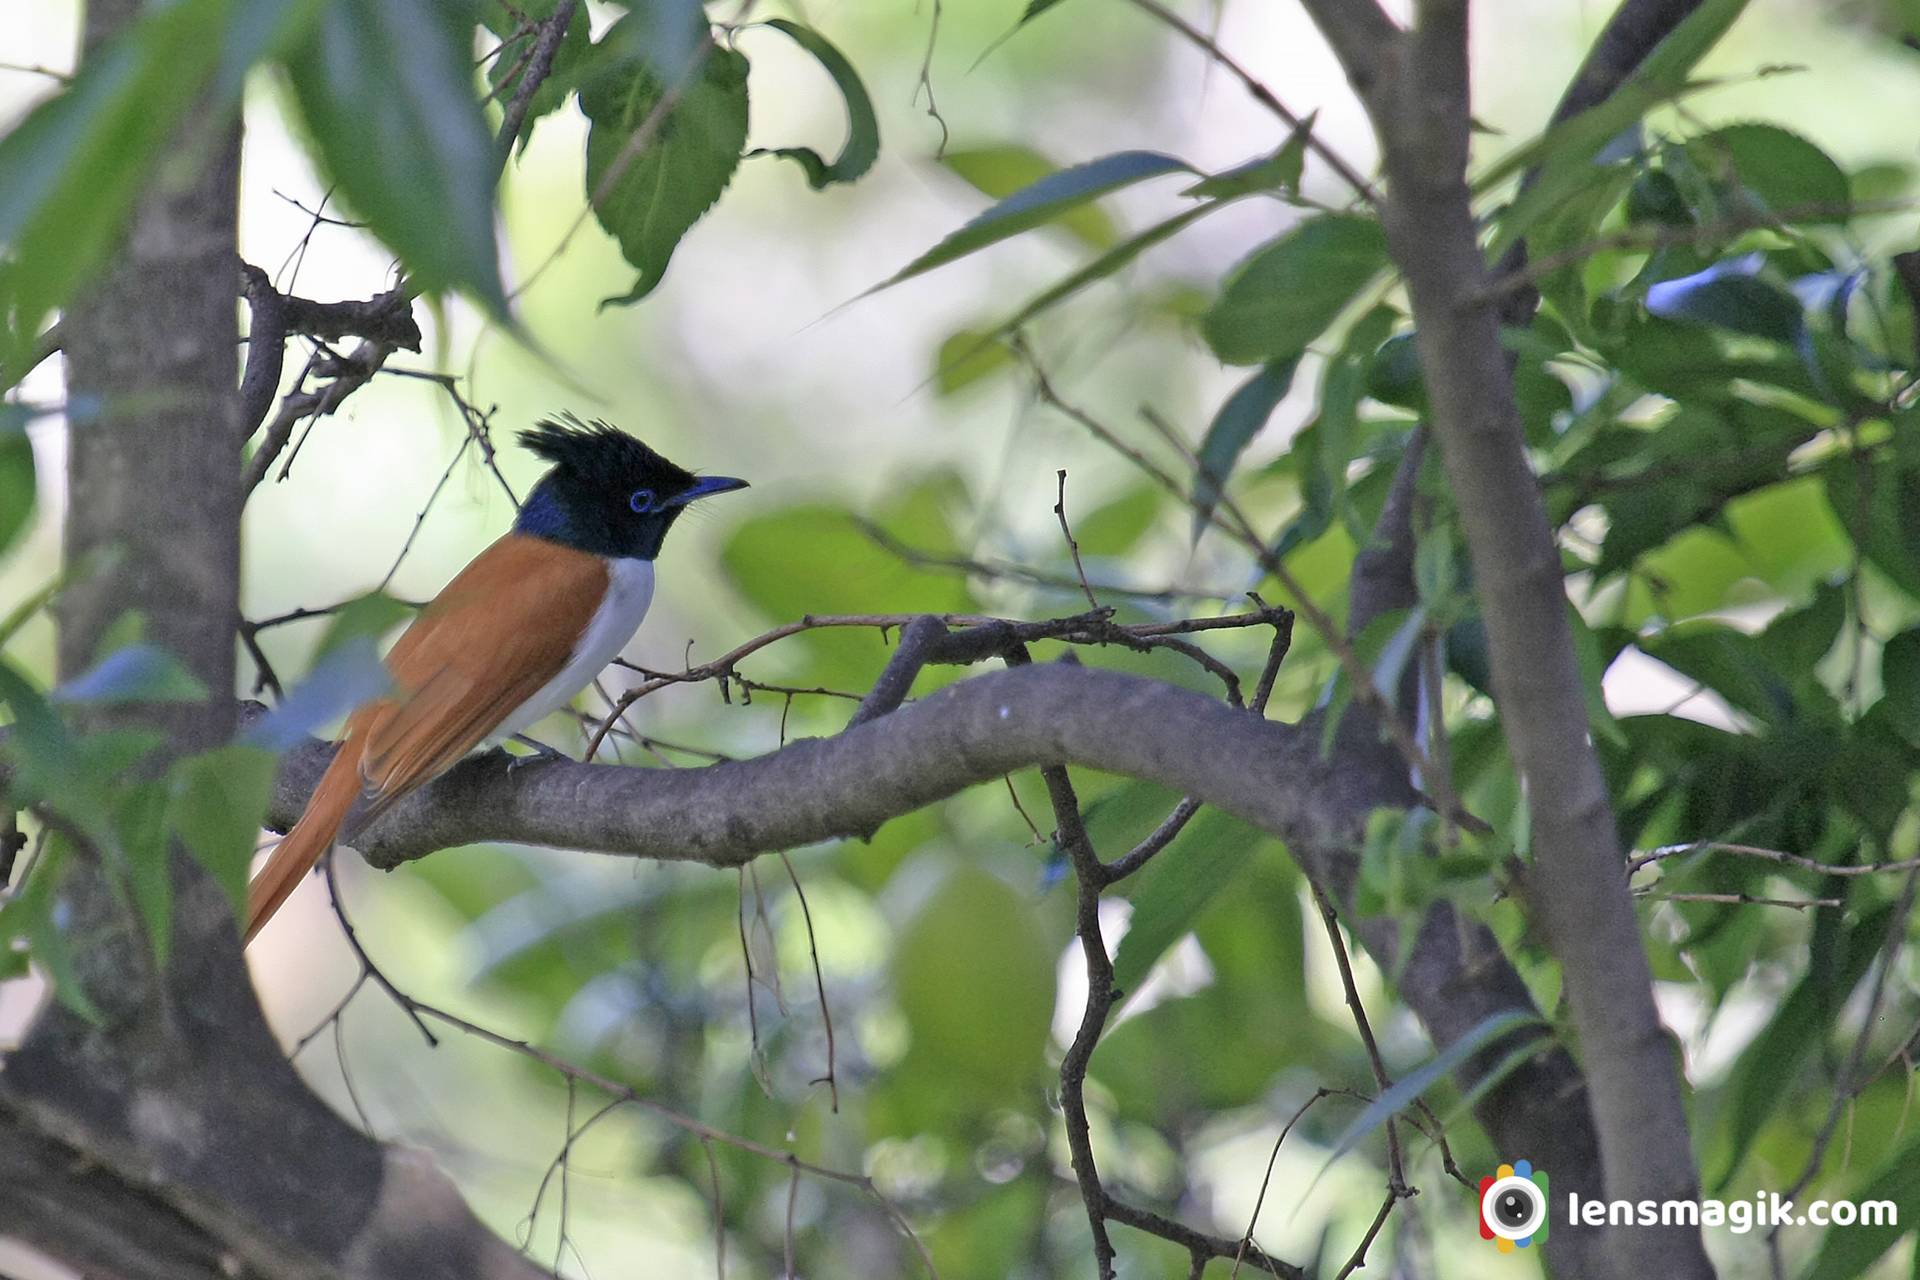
xmin=488 ymin=557 xmax=656 ymax=745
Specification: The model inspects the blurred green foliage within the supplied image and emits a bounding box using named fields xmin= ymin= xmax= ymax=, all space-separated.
xmin=7 ymin=0 xmax=1920 ymax=1277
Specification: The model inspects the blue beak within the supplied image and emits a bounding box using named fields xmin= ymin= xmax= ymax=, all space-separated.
xmin=668 ymin=475 xmax=749 ymax=506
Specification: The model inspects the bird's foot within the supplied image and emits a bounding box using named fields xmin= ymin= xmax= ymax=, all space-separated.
xmin=504 ymin=735 xmax=572 ymax=771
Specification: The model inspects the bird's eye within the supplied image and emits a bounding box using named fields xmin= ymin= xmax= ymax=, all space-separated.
xmin=629 ymin=488 xmax=657 ymax=514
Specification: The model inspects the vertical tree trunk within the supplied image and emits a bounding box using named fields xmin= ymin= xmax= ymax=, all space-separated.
xmin=1 ymin=7 xmax=547 ymax=1277
xmin=57 ymin=0 xmax=241 ymax=740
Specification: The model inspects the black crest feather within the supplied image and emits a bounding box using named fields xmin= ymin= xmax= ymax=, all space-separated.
xmin=517 ymin=413 xmax=690 ymax=487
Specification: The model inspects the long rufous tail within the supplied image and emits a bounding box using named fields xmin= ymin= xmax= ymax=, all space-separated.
xmin=244 ymin=738 xmax=366 ymax=944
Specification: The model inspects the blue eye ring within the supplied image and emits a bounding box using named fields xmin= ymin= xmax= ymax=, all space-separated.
xmin=629 ymin=488 xmax=657 ymax=514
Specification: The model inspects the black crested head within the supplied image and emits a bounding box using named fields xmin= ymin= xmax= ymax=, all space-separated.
xmin=514 ymin=414 xmax=748 ymax=560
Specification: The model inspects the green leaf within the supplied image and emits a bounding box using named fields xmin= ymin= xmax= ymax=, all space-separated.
xmin=313 ymin=590 xmax=413 ymax=658
xmin=283 ymin=0 xmax=507 ymax=311
xmin=167 ymin=745 xmax=278 ymax=916
xmin=1882 ymin=627 xmax=1920 ymax=742
xmin=53 ymin=644 xmax=208 ymax=705
xmin=874 ymin=151 xmax=1197 ymax=291
xmin=0 ymin=658 xmax=76 ymax=808
xmin=1825 ymin=457 xmax=1920 ymax=600
xmin=0 ymin=404 xmax=33 ymax=556
xmin=973 ymin=0 xmax=1079 ymax=73
xmin=1365 ymin=332 xmax=1425 ymax=412
xmin=1479 ymin=0 xmax=1748 ymax=258
xmin=1477 ymin=0 xmax=1747 ymax=196
xmin=939 ymin=146 xmax=1118 ymax=249
xmin=893 ymin=866 xmax=1052 ymax=1099
xmin=1802 ymin=1128 xmax=1920 ymax=1280
xmin=957 ymin=203 xmax=1221 ymax=356
xmin=1646 ymin=257 xmax=1805 ymax=343
xmin=1203 ymin=215 xmax=1389 ymax=365
xmin=482 ymin=0 xmax=591 ymax=144
xmin=1192 ymin=359 xmax=1297 ymax=541
xmin=2 ymin=833 xmax=104 ymax=1023
xmin=1182 ymin=120 xmax=1311 ymax=200
xmin=747 ymin=20 xmax=877 ymax=190
xmin=1626 ymin=168 xmax=1693 ymax=226
xmin=1755 ymin=582 xmax=1846 ymax=674
xmin=0 ymin=0 xmax=314 ymax=376
xmin=1324 ymin=1010 xmax=1548 ymax=1164
xmin=1111 ymin=807 xmax=1265 ymax=996
xmin=1019 ymin=0 xmax=1070 ymax=24
xmin=583 ymin=32 xmax=749 ymax=305
xmin=115 ymin=780 xmax=174 ymax=968
xmin=1690 ymin=122 xmax=1849 ymax=223
xmin=932 ymin=327 xmax=1012 ymax=397
xmin=1711 ymin=903 xmax=1893 ymax=1191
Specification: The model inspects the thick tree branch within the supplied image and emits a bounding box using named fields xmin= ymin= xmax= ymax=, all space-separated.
xmin=265 ymin=665 xmax=1329 ymax=869
xmin=0 ymin=1105 xmax=256 ymax=1280
xmin=251 ymin=650 xmax=1602 ymax=1264
xmin=1295 ymin=0 xmax=1403 ymax=108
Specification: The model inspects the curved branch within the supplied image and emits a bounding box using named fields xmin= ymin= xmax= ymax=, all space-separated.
xmin=265 ymin=665 xmax=1330 ymax=869
xmin=258 ymin=657 xmax=1599 ymax=1250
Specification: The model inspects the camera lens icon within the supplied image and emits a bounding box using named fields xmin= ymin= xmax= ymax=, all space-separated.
xmin=1478 ymin=1160 xmax=1549 ymax=1252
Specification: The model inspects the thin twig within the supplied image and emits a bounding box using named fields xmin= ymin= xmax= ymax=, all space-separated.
xmin=1122 ymin=0 xmax=1379 ymax=203
xmin=1776 ymin=868 xmax=1920 ymax=1221
xmin=704 ymin=1138 xmax=727 ymax=1280
xmin=779 ymin=850 xmax=838 ymax=1113
xmin=495 ymin=0 xmax=579 ymax=154
xmin=1627 ymin=841 xmax=1920 ymax=880
xmin=1230 ymin=1088 xmax=1340 ymax=1278
xmin=587 ymin=606 xmax=1288 ymax=758
xmin=321 ymin=851 xmax=438 ymax=1047
xmin=1054 ymin=469 xmax=1100 ymax=612
xmin=1634 ymin=890 xmax=1844 ymax=911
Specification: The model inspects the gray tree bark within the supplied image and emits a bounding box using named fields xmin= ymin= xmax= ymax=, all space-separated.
xmin=1296 ymin=0 xmax=1714 ymax=1275
xmin=0 ymin=4 xmax=547 ymax=1277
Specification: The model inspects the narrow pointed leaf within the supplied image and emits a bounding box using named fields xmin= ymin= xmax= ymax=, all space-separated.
xmin=1646 ymin=257 xmax=1804 ymax=342
xmin=0 ymin=0 xmax=318 ymax=376
xmin=283 ymin=0 xmax=506 ymax=311
xmin=0 ymin=405 xmax=33 ymax=556
xmin=941 ymin=146 xmax=1118 ymax=249
xmin=53 ymin=644 xmax=208 ymax=705
xmin=875 ymin=151 xmax=1197 ymax=291
xmin=1325 ymin=1010 xmax=1547 ymax=1164
xmin=940 ymin=202 xmax=1219 ymax=372
xmin=748 ymin=20 xmax=877 ymax=189
xmin=1203 ymin=214 xmax=1389 ymax=365
xmin=1192 ymin=359 xmax=1297 ymax=541
xmin=168 ymin=745 xmax=279 ymax=917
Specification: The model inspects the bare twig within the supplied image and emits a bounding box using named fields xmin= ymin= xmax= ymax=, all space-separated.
xmin=1124 ymin=0 xmax=1380 ymax=204
xmin=1628 ymin=841 xmax=1920 ymax=880
xmin=588 ymin=605 xmax=1289 ymax=759
xmin=1635 ymin=890 xmax=1843 ymax=911
xmin=703 ymin=1138 xmax=727 ymax=1280
xmin=1776 ymin=869 xmax=1920 ymax=1213
xmin=1013 ymin=343 xmax=1451 ymax=806
xmin=321 ymin=851 xmax=438 ymax=1047
xmin=1230 ymin=1088 xmax=1342 ymax=1277
xmin=1053 ymin=469 xmax=1100 ymax=612
xmin=778 ymin=850 xmax=838 ymax=1113
xmin=495 ymin=0 xmax=579 ymax=154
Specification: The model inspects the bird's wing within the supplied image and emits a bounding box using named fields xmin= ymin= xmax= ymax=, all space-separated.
xmin=353 ymin=532 xmax=610 ymax=810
